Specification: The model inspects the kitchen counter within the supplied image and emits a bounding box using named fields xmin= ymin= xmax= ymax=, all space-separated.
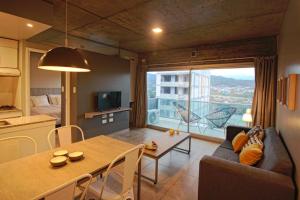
xmin=0 ymin=115 xmax=56 ymax=129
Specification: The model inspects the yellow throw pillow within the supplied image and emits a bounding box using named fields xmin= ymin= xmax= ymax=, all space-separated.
xmin=232 ymin=131 xmax=249 ymax=153
xmin=240 ymin=145 xmax=263 ymax=165
xmin=243 ymin=135 xmax=264 ymax=150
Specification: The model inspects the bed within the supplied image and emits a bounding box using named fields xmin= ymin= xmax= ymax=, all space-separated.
xmin=30 ymin=88 xmax=61 ymax=126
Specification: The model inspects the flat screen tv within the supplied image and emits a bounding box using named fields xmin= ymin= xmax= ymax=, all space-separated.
xmin=97 ymin=91 xmax=121 ymax=111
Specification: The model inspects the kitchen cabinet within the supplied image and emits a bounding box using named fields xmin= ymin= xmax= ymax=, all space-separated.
xmin=0 ymin=115 xmax=56 ymax=152
xmin=0 ymin=38 xmax=18 ymax=69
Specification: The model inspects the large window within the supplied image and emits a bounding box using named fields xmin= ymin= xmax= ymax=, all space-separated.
xmin=146 ymin=66 xmax=255 ymax=139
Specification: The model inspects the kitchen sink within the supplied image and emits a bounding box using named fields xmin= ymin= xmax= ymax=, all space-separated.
xmin=0 ymin=120 xmax=10 ymax=126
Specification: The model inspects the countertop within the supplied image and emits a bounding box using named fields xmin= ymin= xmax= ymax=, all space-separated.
xmin=0 ymin=115 xmax=56 ymax=129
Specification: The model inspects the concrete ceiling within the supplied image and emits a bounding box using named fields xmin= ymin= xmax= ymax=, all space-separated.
xmin=1 ymin=0 xmax=289 ymax=53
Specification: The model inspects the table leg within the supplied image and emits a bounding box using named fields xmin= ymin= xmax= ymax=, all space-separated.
xmin=137 ymin=159 xmax=141 ymax=200
xmin=173 ymin=136 xmax=192 ymax=155
xmin=139 ymin=158 xmax=159 ymax=184
xmin=188 ymin=136 xmax=191 ymax=154
xmin=154 ymin=158 xmax=158 ymax=184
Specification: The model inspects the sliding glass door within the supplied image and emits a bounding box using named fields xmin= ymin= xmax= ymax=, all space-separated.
xmin=147 ymin=71 xmax=189 ymax=132
xmin=147 ymin=66 xmax=255 ymax=139
xmin=189 ymin=68 xmax=255 ymax=138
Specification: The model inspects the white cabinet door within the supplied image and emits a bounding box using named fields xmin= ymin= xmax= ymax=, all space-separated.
xmin=0 ymin=38 xmax=18 ymax=69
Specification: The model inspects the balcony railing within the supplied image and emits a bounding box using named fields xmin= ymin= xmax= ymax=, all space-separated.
xmin=147 ymin=97 xmax=251 ymax=138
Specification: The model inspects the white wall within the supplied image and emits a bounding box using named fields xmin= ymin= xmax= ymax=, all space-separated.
xmin=30 ymin=51 xmax=61 ymax=88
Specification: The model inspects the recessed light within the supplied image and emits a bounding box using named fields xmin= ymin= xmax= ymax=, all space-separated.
xmin=26 ymin=23 xmax=33 ymax=28
xmin=152 ymin=27 xmax=163 ymax=33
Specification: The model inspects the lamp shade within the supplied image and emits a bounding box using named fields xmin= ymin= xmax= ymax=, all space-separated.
xmin=242 ymin=108 xmax=253 ymax=122
xmin=38 ymin=47 xmax=90 ymax=72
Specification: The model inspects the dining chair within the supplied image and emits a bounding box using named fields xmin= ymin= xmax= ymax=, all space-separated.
xmin=48 ymin=125 xmax=85 ymax=149
xmin=86 ymin=144 xmax=145 ymax=200
xmin=34 ymin=174 xmax=92 ymax=200
xmin=0 ymin=136 xmax=37 ymax=164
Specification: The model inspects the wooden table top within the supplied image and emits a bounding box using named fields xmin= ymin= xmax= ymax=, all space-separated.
xmin=0 ymin=135 xmax=135 ymax=200
xmin=110 ymin=130 xmax=191 ymax=159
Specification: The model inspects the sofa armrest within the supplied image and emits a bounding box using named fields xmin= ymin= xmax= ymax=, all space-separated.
xmin=226 ymin=125 xmax=251 ymax=141
xmin=198 ymin=156 xmax=295 ymax=200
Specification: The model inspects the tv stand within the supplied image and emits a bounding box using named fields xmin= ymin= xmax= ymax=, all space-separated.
xmin=85 ymin=107 xmax=131 ymax=119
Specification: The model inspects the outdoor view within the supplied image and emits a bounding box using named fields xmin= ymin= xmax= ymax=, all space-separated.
xmin=147 ymin=67 xmax=255 ymax=139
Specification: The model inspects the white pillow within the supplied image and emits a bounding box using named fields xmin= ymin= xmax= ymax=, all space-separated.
xmin=48 ymin=94 xmax=61 ymax=105
xmin=31 ymin=95 xmax=50 ymax=107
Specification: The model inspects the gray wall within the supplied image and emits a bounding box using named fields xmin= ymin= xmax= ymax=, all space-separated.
xmin=76 ymin=50 xmax=130 ymax=138
xmin=277 ymin=0 xmax=300 ymax=198
xmin=30 ymin=52 xmax=61 ymax=88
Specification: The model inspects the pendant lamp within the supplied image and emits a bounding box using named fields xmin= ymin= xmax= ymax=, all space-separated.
xmin=38 ymin=0 xmax=90 ymax=72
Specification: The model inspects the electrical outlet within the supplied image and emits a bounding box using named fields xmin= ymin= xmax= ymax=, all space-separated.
xmin=102 ymin=114 xmax=107 ymax=119
xmin=73 ymin=86 xmax=77 ymax=94
xmin=109 ymin=113 xmax=114 ymax=117
xmin=102 ymin=119 xmax=107 ymax=124
xmin=109 ymin=118 xmax=114 ymax=123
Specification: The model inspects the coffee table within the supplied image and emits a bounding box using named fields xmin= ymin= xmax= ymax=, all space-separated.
xmin=110 ymin=129 xmax=191 ymax=184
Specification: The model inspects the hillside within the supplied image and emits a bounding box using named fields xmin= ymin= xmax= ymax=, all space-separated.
xmin=211 ymin=75 xmax=254 ymax=87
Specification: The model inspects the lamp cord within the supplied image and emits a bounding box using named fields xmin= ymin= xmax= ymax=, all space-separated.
xmin=65 ymin=0 xmax=68 ymax=47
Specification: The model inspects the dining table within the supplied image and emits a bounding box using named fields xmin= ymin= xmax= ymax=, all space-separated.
xmin=0 ymin=135 xmax=142 ymax=200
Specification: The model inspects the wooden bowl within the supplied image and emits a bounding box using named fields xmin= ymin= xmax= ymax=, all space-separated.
xmin=50 ymin=156 xmax=67 ymax=167
xmin=68 ymin=151 xmax=84 ymax=161
xmin=53 ymin=150 xmax=68 ymax=157
xmin=145 ymin=143 xmax=157 ymax=151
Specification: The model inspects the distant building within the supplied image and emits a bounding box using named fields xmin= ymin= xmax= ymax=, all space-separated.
xmin=154 ymin=71 xmax=211 ymax=119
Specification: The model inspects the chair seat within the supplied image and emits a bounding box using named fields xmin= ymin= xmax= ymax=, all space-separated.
xmin=86 ymin=175 xmax=134 ymax=200
xmin=86 ymin=180 xmax=122 ymax=200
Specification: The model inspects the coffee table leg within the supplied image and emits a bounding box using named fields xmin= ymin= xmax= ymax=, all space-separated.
xmin=188 ymin=136 xmax=191 ymax=154
xmin=139 ymin=158 xmax=159 ymax=184
xmin=154 ymin=158 xmax=158 ymax=184
xmin=173 ymin=136 xmax=191 ymax=154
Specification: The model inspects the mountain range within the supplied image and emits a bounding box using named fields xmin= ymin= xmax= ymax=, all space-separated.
xmin=211 ymin=75 xmax=255 ymax=87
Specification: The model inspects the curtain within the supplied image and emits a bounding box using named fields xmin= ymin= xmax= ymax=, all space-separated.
xmin=132 ymin=63 xmax=147 ymax=128
xmin=252 ymin=56 xmax=277 ymax=128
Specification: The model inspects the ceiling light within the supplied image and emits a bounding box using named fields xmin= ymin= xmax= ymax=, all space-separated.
xmin=26 ymin=23 xmax=33 ymax=28
xmin=152 ymin=27 xmax=163 ymax=33
xmin=38 ymin=47 xmax=90 ymax=72
xmin=38 ymin=0 xmax=90 ymax=72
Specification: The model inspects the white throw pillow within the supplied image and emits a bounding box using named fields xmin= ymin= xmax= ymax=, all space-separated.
xmin=48 ymin=94 xmax=61 ymax=105
xmin=31 ymin=95 xmax=50 ymax=107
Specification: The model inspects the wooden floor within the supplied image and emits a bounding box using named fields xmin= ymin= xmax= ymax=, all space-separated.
xmin=110 ymin=128 xmax=219 ymax=200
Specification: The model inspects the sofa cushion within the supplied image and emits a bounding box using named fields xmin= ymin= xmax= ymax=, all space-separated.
xmin=232 ymin=131 xmax=249 ymax=152
xmin=219 ymin=140 xmax=234 ymax=150
xmin=213 ymin=146 xmax=239 ymax=163
xmin=256 ymin=127 xmax=293 ymax=176
xmin=240 ymin=144 xmax=263 ymax=165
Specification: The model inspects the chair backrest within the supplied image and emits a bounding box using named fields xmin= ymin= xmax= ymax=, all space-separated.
xmin=0 ymin=136 xmax=37 ymax=164
xmin=173 ymin=102 xmax=201 ymax=123
xmin=205 ymin=107 xmax=237 ymax=128
xmin=34 ymin=174 xmax=92 ymax=200
xmin=48 ymin=125 xmax=85 ymax=149
xmin=100 ymin=144 xmax=145 ymax=199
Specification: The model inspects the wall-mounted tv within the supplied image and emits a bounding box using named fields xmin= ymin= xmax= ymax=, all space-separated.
xmin=97 ymin=91 xmax=121 ymax=111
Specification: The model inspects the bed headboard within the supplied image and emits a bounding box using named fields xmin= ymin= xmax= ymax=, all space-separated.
xmin=30 ymin=88 xmax=61 ymax=96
